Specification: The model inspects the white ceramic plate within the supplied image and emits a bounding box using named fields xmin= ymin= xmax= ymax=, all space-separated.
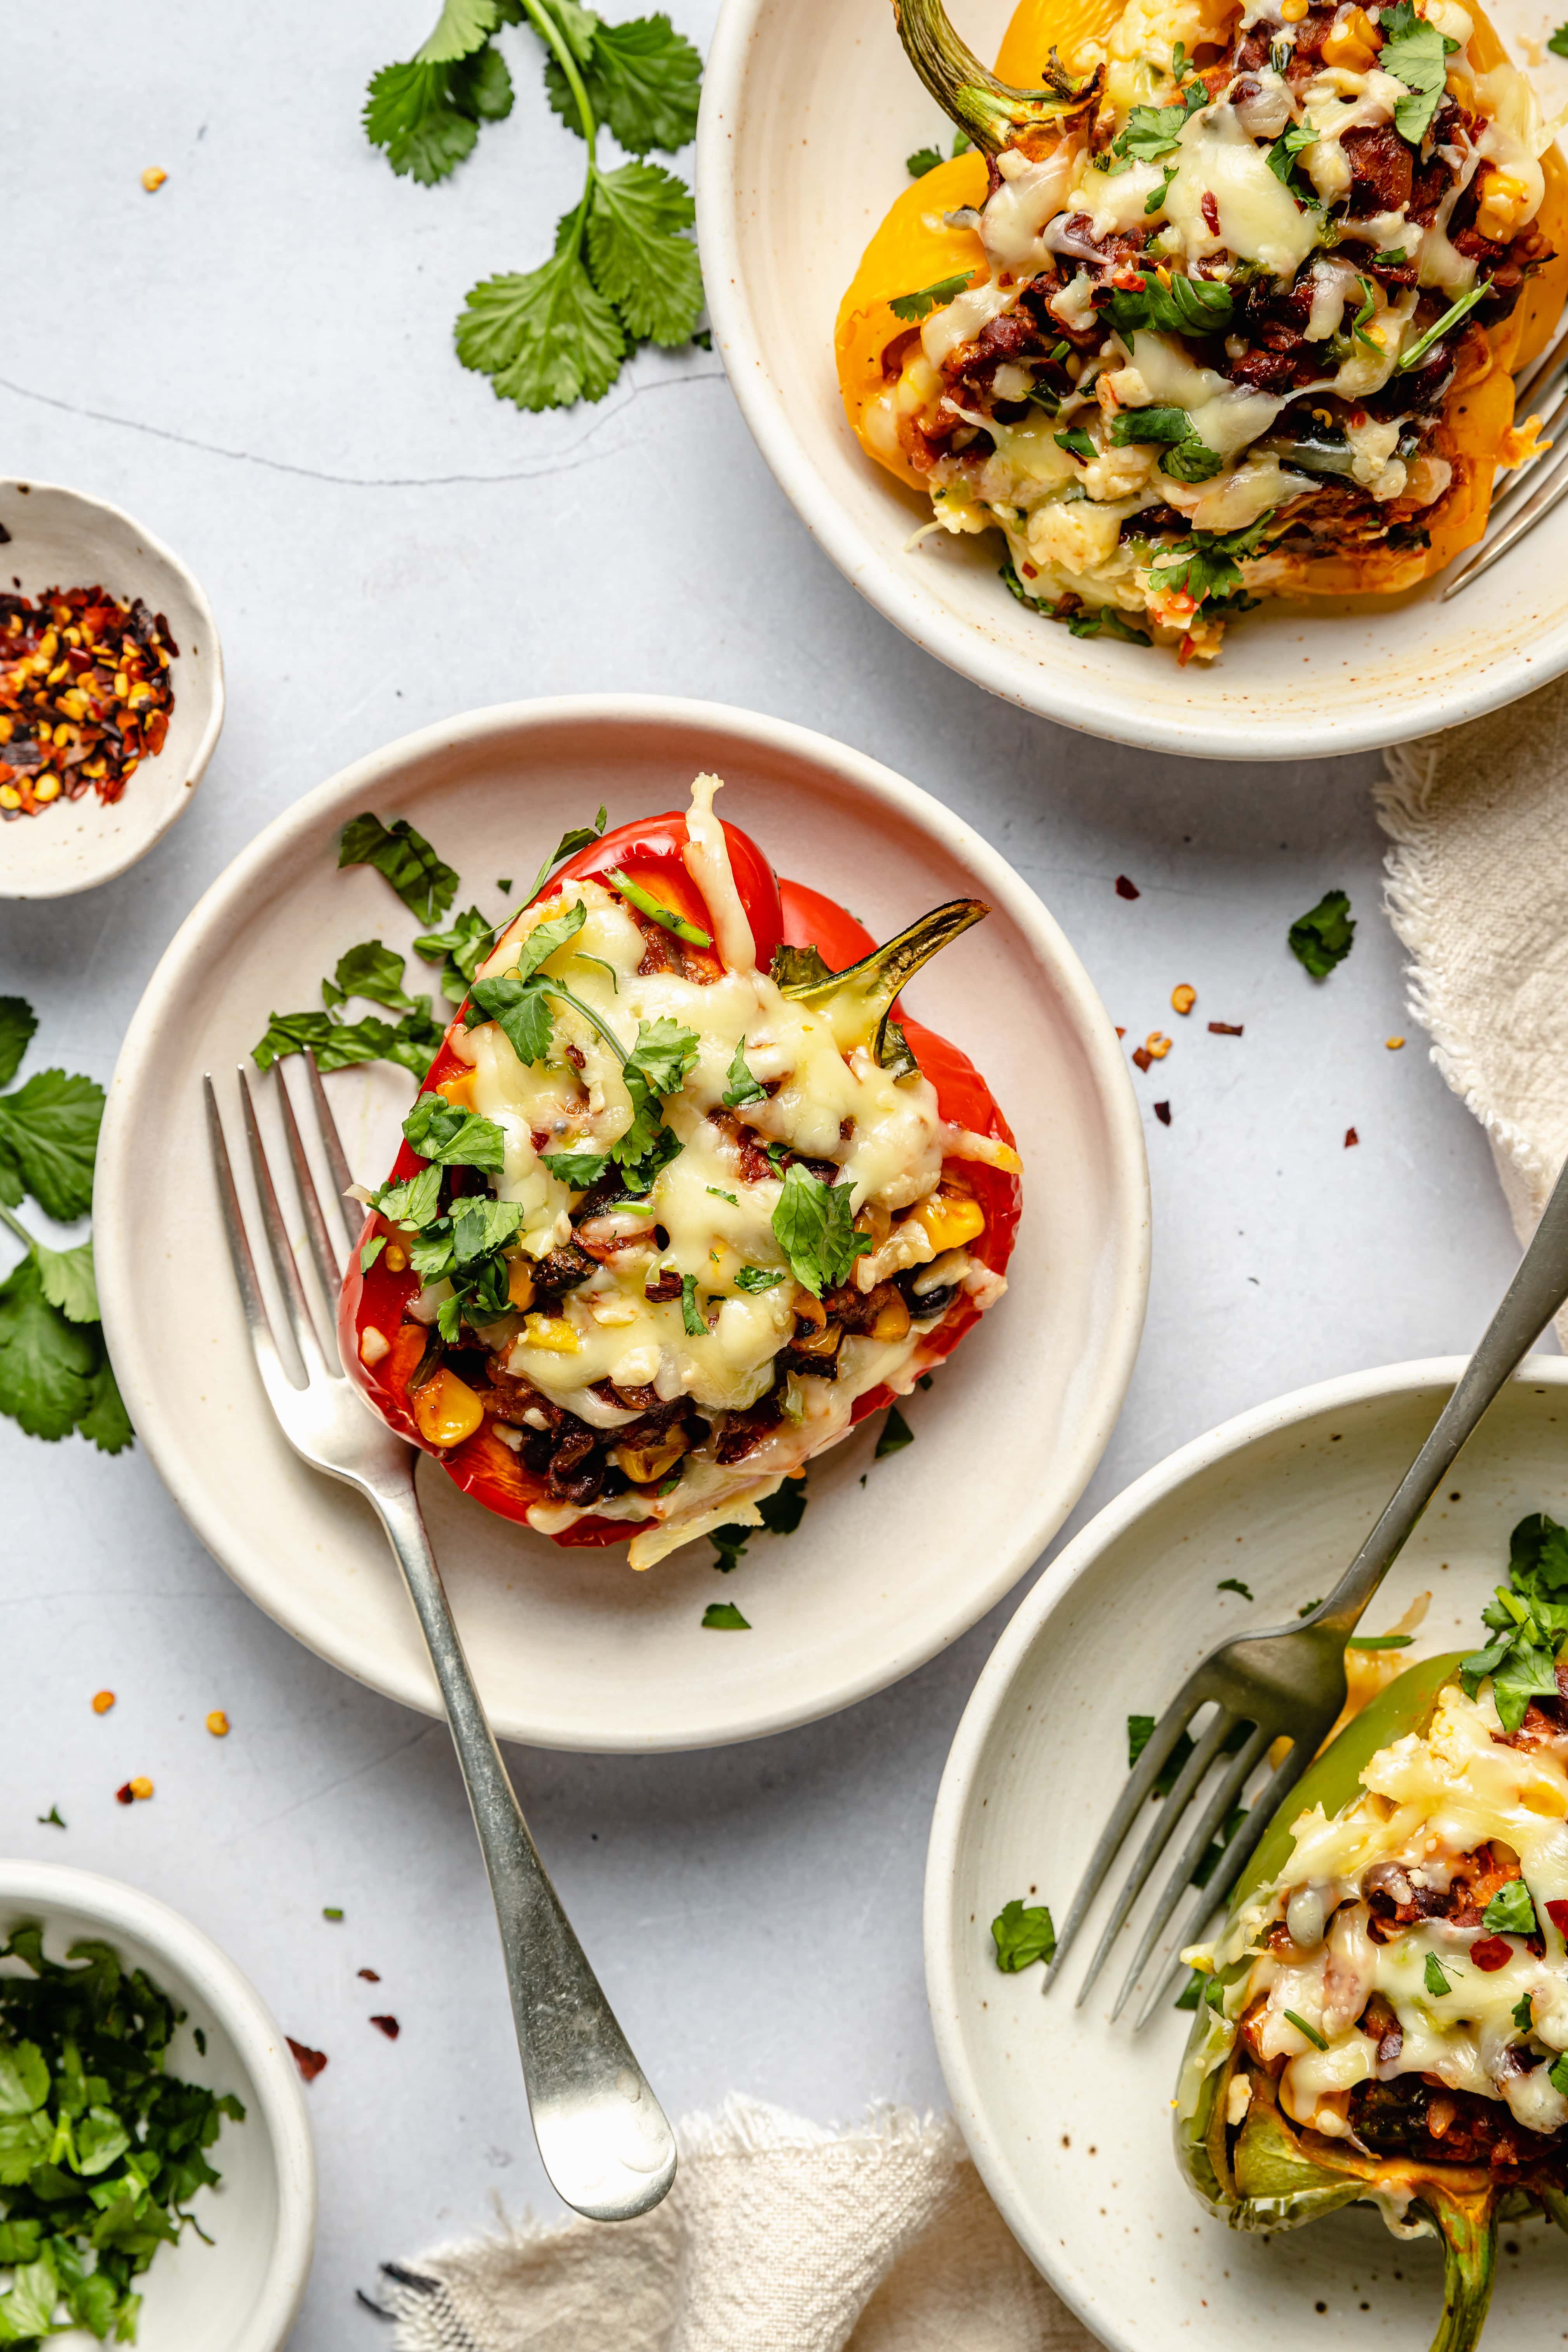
xmin=0 ymin=1862 xmax=314 ymax=2352
xmin=96 ymin=696 xmax=1149 ymax=1752
xmin=926 ymin=1355 xmax=1568 ymax=2352
xmin=698 ymin=0 xmax=1568 ymax=761
xmin=0 ymin=480 xmax=224 ymax=898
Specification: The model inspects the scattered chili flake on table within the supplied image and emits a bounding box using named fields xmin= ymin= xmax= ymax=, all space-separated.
xmin=0 ymin=585 xmax=178 ymax=819
xmin=1345 ymin=1127 xmax=1359 ymax=1148
xmin=369 ymin=2014 xmax=400 ymax=2040
xmin=1114 ymin=874 xmax=1140 ymax=900
xmin=1153 ymin=1101 xmax=1172 ymax=1125
xmin=1208 ymin=1021 xmax=1243 ymax=1037
xmin=358 ymin=1968 xmax=381 ymax=1982
xmin=287 ymin=2037 xmax=329 ymax=2082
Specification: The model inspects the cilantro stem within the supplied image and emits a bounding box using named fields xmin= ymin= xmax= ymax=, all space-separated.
xmin=519 ymin=0 xmax=598 ymax=170
xmin=1396 ymin=278 xmax=1492 ymax=373
xmin=544 ymin=980 xmax=627 ymax=1064
xmin=0 ymin=1200 xmax=36 ymax=1253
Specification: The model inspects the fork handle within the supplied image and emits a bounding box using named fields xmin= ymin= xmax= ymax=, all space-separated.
xmin=367 ymin=1473 xmax=677 ymax=2223
xmin=1317 ymin=1150 xmax=1568 ymax=1633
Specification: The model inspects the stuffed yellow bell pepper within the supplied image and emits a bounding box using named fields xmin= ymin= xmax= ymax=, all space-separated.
xmin=836 ymin=0 xmax=1568 ymax=657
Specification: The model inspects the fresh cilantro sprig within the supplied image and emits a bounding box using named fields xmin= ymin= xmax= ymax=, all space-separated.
xmin=889 ymin=270 xmax=976 ymax=324
xmin=0 ymin=1922 xmax=243 ymax=2341
xmin=1148 ymin=512 xmax=1276 ymax=606
xmin=1106 ymin=78 xmax=1209 ymax=166
xmin=1380 ymin=1 xmax=1459 ymax=145
xmin=1461 ymin=1511 xmax=1568 ymax=1732
xmin=0 ymin=1004 xmax=130 ymax=1456
xmin=770 ymin=1166 xmax=871 ymax=1299
xmin=1287 ymin=888 xmax=1355 ymax=978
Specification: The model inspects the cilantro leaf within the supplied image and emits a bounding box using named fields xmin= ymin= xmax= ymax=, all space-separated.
xmin=906 ymin=145 xmax=944 ymax=177
xmin=1514 ymin=1992 xmax=1536 ymax=2032
xmin=1055 ymin=425 xmax=1096 ymax=460
xmin=1424 ymin=1952 xmax=1452 ymax=1997
xmin=1380 ymin=13 xmax=1451 ymax=144
xmin=770 ymin=1166 xmax=871 ymax=1298
xmin=458 ymin=235 xmax=625 ymax=410
xmin=1105 ymin=272 xmax=1234 ymax=338
xmin=625 ymin=1016 xmax=699 ymax=1099
xmin=1483 ymin=1880 xmax=1538 ymax=1936
xmin=540 ymin=1147 xmax=609 ymax=1188
xmin=416 ymin=0 xmax=511 ymax=60
xmin=332 ymin=939 xmax=417 ymax=1013
xmin=402 ymin=1093 xmax=506 ymax=1171
xmin=525 ymin=808 xmax=607 ymax=904
xmin=338 ymin=813 xmax=459 ymax=924
xmin=372 ymin=1165 xmax=444 ymax=1229
xmin=0 ymin=1072 xmax=104 ymax=1223
xmin=251 ymin=1004 xmax=443 ymax=1079
xmin=35 ymin=1240 xmax=98 ymax=1325
xmin=1288 ymin=888 xmax=1355 ymax=978
xmin=512 ymin=898 xmax=591 ymax=986
xmin=0 ymin=1256 xmax=100 ymax=1440
xmin=734 ymin=1266 xmax=784 ymax=1293
xmin=889 ymin=271 xmax=974 ymax=323
xmin=758 ymin=1481 xmax=807 ymax=1535
xmin=991 ymin=1897 xmax=1057 ymax=1972
xmin=0 ymin=1000 xmax=36 ymax=1092
xmin=722 ymin=1038 xmax=767 ymax=1108
xmin=412 ymin=907 xmax=497 ymax=1000
xmin=875 ymin=1405 xmax=914 ymax=1458
xmin=1109 ymin=406 xmax=1192 ymax=445
xmin=1217 ymin=1576 xmax=1253 ymax=1600
xmin=1551 ymin=20 xmax=1568 ymax=54
xmin=1149 ymin=512 xmax=1276 ymax=606
xmin=702 ymin=1601 xmax=751 ymax=1629
xmin=79 ymin=1353 xmax=132 ymax=1454
xmin=545 ymin=12 xmax=703 ymax=154
xmin=1266 ymin=118 xmax=1319 ymax=187
xmin=679 ymin=1273 xmax=706 ymax=1336
xmin=363 ymin=47 xmax=514 ymax=183
xmin=1112 ymin=84 xmax=1207 ymax=161
xmin=1160 ymin=436 xmax=1224 ymax=483
xmin=1127 ymin=1713 xmax=1156 ymax=1768
xmin=586 ymin=161 xmax=703 ymax=344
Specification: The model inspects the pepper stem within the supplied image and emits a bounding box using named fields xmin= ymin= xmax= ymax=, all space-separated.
xmin=890 ymin=0 xmax=1095 ymax=155
xmin=1420 ymin=2185 xmax=1497 ymax=2352
xmin=774 ymin=898 xmax=988 ymax=1065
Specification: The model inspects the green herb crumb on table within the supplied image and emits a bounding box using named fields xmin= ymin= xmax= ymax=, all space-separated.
xmin=1288 ymin=888 xmax=1356 ymax=979
xmin=0 ymin=1925 xmax=244 ymax=2342
xmin=363 ymin=0 xmax=706 ymax=412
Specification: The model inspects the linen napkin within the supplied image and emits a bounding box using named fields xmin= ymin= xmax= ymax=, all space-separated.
xmin=1378 ymin=670 xmax=1568 ymax=1291
xmin=378 ymin=2094 xmax=1097 ymax=2352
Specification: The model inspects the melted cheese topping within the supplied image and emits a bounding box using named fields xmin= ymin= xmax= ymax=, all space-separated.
xmin=443 ymin=781 xmax=1013 ymax=1564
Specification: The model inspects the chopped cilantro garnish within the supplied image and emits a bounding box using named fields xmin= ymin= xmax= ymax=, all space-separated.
xmin=1217 ymin=1577 xmax=1253 ymax=1600
xmin=1551 ymin=21 xmax=1568 ymax=55
xmin=1552 ymin=2051 xmax=1568 ymax=2096
xmin=1105 ymin=271 xmax=1234 ymax=339
xmin=1287 ymin=888 xmax=1355 ymax=978
xmin=1283 ymin=2008 xmax=1328 ymax=2050
xmin=1482 ymin=1879 xmax=1538 ymax=1936
xmin=37 ymin=1807 xmax=66 ymax=1829
xmin=1514 ymin=1993 xmax=1535 ymax=2032
xmin=1424 ymin=1953 xmax=1452 ymax=1997
xmin=1265 ymin=118 xmax=1318 ymax=190
xmin=1055 ymin=425 xmax=1096 ymax=461
xmin=402 ymin=1092 xmax=506 ymax=1171
xmin=734 ymin=1266 xmax=786 ymax=1293
xmin=722 ymin=1036 xmax=768 ymax=1108
xmin=524 ymin=810 xmax=608 ymax=905
xmin=679 ymin=1273 xmax=706 ymax=1336
xmin=339 ymin=811 xmax=459 ymax=924
xmin=1461 ymin=1512 xmax=1568 ymax=1733
xmin=702 ymin=1601 xmax=751 ymax=1629
xmin=1148 ymin=512 xmax=1275 ymax=605
xmin=540 ymin=1146 xmax=610 ymax=1188
xmin=889 ymin=270 xmax=975 ymax=323
xmin=1373 ymin=246 xmax=1410 ymax=267
xmin=706 ymin=1186 xmax=739 ymax=1205
xmin=1145 ymin=166 xmax=1178 ymax=215
xmin=1380 ymin=3 xmax=1458 ymax=145
xmin=770 ymin=1166 xmax=871 ymax=1298
xmin=1109 ymin=406 xmax=1192 ymax=445
xmin=360 ymin=1235 xmax=387 ymax=1274
xmin=1109 ymin=80 xmax=1208 ymax=164
xmin=991 ymin=1898 xmax=1057 ymax=1972
xmin=1396 ymin=279 xmax=1493 ymax=374
xmin=412 ymin=905 xmax=497 ymax=1001
xmin=875 ymin=1405 xmax=914 ymax=1458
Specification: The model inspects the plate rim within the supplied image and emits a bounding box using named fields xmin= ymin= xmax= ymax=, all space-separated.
xmin=0 ymin=476 xmax=226 ymax=900
xmin=97 ymin=691 xmax=1152 ymax=1751
xmin=695 ymin=0 xmax=1568 ymax=764
xmin=922 ymin=1348 xmax=1568 ymax=2346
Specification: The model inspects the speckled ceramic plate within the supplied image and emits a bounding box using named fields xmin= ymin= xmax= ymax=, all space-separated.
xmin=927 ymin=1356 xmax=1568 ymax=2352
xmin=96 ymin=696 xmax=1149 ymax=1752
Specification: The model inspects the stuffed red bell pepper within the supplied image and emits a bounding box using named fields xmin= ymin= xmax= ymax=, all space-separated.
xmin=339 ymin=774 xmax=1021 ymax=1570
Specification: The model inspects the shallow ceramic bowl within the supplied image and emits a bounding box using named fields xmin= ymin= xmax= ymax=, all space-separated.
xmin=0 ymin=1862 xmax=313 ymax=2352
xmin=95 ymin=695 xmax=1149 ymax=1752
xmin=926 ymin=1354 xmax=1568 ymax=2352
xmin=698 ymin=0 xmax=1568 ymax=761
xmin=0 ymin=480 xmax=224 ymax=898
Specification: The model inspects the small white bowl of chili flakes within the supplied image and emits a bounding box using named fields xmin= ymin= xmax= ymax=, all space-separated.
xmin=0 ymin=479 xmax=224 ymax=899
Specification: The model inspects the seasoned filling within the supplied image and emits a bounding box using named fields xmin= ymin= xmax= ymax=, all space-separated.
xmin=872 ymin=0 xmax=1557 ymax=657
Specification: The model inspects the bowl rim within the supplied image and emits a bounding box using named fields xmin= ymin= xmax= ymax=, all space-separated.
xmin=695 ymin=0 xmax=1568 ymax=764
xmin=0 ymin=476 xmax=226 ymax=900
xmin=0 ymin=1859 xmax=315 ymax=2352
xmin=96 ymin=690 xmax=1152 ymax=1750
xmin=922 ymin=1348 xmax=1568 ymax=2339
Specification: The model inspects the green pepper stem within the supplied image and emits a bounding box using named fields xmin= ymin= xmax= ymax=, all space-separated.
xmin=775 ymin=898 xmax=988 ymax=1050
xmin=890 ymin=0 xmax=1095 ymax=154
xmin=1421 ymin=2187 xmax=1497 ymax=2352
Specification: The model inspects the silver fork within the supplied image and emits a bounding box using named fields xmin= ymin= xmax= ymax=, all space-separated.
xmin=204 ymin=1051 xmax=677 ymax=2222
xmin=1054 ymin=1146 xmax=1568 ymax=2030
xmin=1442 ymin=314 xmax=1568 ymax=598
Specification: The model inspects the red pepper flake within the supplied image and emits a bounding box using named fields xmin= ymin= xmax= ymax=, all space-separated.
xmin=358 ymin=1968 xmax=381 ymax=1982
xmin=1470 ymin=1936 xmax=1513 ymax=1972
xmin=1115 ymin=1026 xmax=1126 ymax=1038
xmin=1153 ymin=1101 xmax=1171 ymax=1125
xmin=1345 ymin=1126 xmax=1359 ymax=1148
xmin=1208 ymin=1021 xmax=1243 ymax=1037
xmin=0 ymin=585 xmax=178 ymax=822
xmin=114 ymin=1782 xmax=134 ymax=1806
xmin=369 ymin=2014 xmax=400 ymax=2040
xmin=1547 ymin=1900 xmax=1568 ymax=1936
xmin=1114 ymin=875 xmax=1140 ymax=900
xmin=1201 ymin=192 xmax=1221 ymax=233
xmin=1131 ymin=1046 xmax=1153 ymax=1073
xmin=287 ymin=2037 xmax=329 ymax=2082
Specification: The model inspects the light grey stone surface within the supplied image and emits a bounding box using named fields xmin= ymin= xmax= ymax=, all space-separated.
xmin=0 ymin=5 xmax=1538 ymax=2344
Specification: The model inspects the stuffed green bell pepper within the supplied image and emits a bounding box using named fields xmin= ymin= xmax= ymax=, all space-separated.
xmin=1176 ymin=1513 xmax=1568 ymax=2352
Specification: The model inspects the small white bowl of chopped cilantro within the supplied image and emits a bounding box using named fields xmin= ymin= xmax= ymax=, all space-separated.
xmin=0 ymin=481 xmax=225 ymax=901
xmin=0 ymin=1862 xmax=314 ymax=2352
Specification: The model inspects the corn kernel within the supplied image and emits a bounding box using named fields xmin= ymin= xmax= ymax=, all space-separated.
xmin=411 ymin=1366 xmax=484 ymax=1447
xmin=523 ymin=1311 xmax=580 ymax=1354
xmin=384 ymin=1242 xmax=408 ymax=1273
xmin=1279 ymin=0 xmax=1308 ymax=20
xmin=129 ymin=1776 xmax=154 ymax=1801
xmin=434 ymin=1070 xmax=476 ymax=1109
xmin=206 ymin=1710 xmax=230 ymax=1737
xmin=1323 ymin=7 xmax=1379 ymax=67
xmin=1171 ymin=983 xmax=1197 ymax=1016
xmin=92 ymin=1690 xmax=115 ymax=1714
xmin=871 ymin=1291 xmax=912 ymax=1342
xmin=915 ymin=1185 xmax=986 ymax=1253
xmin=1476 ymin=166 xmax=1532 ymax=242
